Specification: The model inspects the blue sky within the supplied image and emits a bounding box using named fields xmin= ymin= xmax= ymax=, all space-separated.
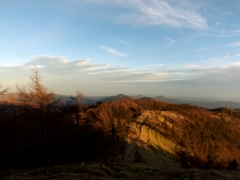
xmin=1 ymin=0 xmax=240 ymax=100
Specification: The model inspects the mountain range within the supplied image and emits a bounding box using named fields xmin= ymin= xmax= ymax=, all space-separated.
xmin=67 ymin=93 xmax=240 ymax=109
xmin=2 ymin=93 xmax=240 ymax=109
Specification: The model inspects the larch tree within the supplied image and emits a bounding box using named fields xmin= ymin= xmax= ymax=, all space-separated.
xmin=0 ymin=85 xmax=8 ymax=96
xmin=0 ymin=84 xmax=9 ymax=112
xmin=16 ymin=67 xmax=60 ymax=166
xmin=69 ymin=89 xmax=84 ymax=162
xmin=70 ymin=90 xmax=83 ymax=127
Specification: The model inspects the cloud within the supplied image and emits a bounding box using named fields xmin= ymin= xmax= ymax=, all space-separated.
xmin=117 ymin=0 xmax=207 ymax=29
xmin=99 ymin=46 xmax=127 ymax=57
xmin=226 ymin=41 xmax=240 ymax=47
xmin=219 ymin=30 xmax=240 ymax=37
xmin=232 ymin=42 xmax=240 ymax=47
xmin=24 ymin=56 xmax=68 ymax=67
xmin=147 ymin=64 xmax=164 ymax=66
xmin=81 ymin=0 xmax=207 ymax=29
xmin=163 ymin=37 xmax=176 ymax=46
xmin=113 ymin=38 xmax=130 ymax=45
xmin=223 ymin=54 xmax=231 ymax=59
xmin=2 ymin=56 xmax=240 ymax=98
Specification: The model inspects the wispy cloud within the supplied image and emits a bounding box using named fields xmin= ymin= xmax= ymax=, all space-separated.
xmin=117 ymin=0 xmax=207 ymax=29
xmin=146 ymin=64 xmax=164 ymax=67
xmin=163 ymin=37 xmax=176 ymax=46
xmin=227 ymin=41 xmax=240 ymax=47
xmin=223 ymin=54 xmax=231 ymax=59
xmin=218 ymin=29 xmax=240 ymax=37
xmin=82 ymin=0 xmax=207 ymax=29
xmin=113 ymin=38 xmax=130 ymax=45
xmin=99 ymin=46 xmax=127 ymax=57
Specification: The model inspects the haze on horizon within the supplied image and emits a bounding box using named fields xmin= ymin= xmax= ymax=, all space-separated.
xmin=1 ymin=0 xmax=240 ymax=101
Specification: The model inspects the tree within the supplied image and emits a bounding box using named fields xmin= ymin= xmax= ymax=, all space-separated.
xmin=16 ymin=68 xmax=58 ymax=113
xmin=69 ymin=90 xmax=84 ymax=162
xmin=70 ymin=90 xmax=83 ymax=128
xmin=0 ymin=85 xmax=8 ymax=111
xmin=16 ymin=67 xmax=60 ymax=166
xmin=0 ymin=85 xmax=8 ymax=96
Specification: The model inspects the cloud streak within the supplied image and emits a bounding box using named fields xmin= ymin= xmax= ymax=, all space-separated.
xmin=225 ymin=41 xmax=240 ymax=47
xmin=99 ymin=46 xmax=127 ymax=57
xmin=218 ymin=29 xmax=240 ymax=37
xmin=163 ymin=37 xmax=176 ymax=46
xmin=113 ymin=38 xmax=130 ymax=45
xmin=91 ymin=0 xmax=207 ymax=29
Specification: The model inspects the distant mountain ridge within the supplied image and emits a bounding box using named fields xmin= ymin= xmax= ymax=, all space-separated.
xmin=100 ymin=94 xmax=137 ymax=102
xmin=97 ymin=94 xmax=240 ymax=109
xmin=2 ymin=93 xmax=240 ymax=109
xmin=153 ymin=95 xmax=182 ymax=104
xmin=188 ymin=101 xmax=240 ymax=109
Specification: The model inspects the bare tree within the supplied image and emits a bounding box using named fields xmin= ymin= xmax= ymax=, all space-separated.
xmin=16 ymin=68 xmax=58 ymax=112
xmin=0 ymin=85 xmax=8 ymax=96
xmin=16 ymin=67 xmax=60 ymax=166
xmin=0 ymin=85 xmax=9 ymax=113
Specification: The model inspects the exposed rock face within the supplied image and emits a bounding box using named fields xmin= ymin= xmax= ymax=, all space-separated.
xmin=125 ymin=110 xmax=183 ymax=167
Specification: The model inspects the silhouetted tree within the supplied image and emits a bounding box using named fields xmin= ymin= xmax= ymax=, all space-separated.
xmin=69 ymin=90 xmax=84 ymax=162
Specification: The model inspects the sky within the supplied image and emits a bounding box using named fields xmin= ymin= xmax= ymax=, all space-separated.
xmin=1 ymin=0 xmax=240 ymax=100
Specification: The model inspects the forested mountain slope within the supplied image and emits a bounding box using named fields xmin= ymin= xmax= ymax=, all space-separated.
xmin=1 ymin=97 xmax=240 ymax=171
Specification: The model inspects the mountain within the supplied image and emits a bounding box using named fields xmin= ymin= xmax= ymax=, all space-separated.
xmin=135 ymin=94 xmax=146 ymax=99
xmin=99 ymin=94 xmax=136 ymax=102
xmin=1 ymin=96 xmax=240 ymax=178
xmin=170 ymin=97 xmax=240 ymax=109
xmin=139 ymin=96 xmax=155 ymax=100
xmin=2 ymin=92 xmax=240 ymax=109
xmin=153 ymin=95 xmax=181 ymax=104
xmin=55 ymin=94 xmax=97 ymax=105
xmin=188 ymin=101 xmax=240 ymax=109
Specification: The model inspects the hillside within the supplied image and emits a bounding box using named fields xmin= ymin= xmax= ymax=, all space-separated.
xmin=121 ymin=106 xmax=240 ymax=169
xmin=81 ymin=98 xmax=240 ymax=170
xmin=1 ymin=97 xmax=240 ymax=179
